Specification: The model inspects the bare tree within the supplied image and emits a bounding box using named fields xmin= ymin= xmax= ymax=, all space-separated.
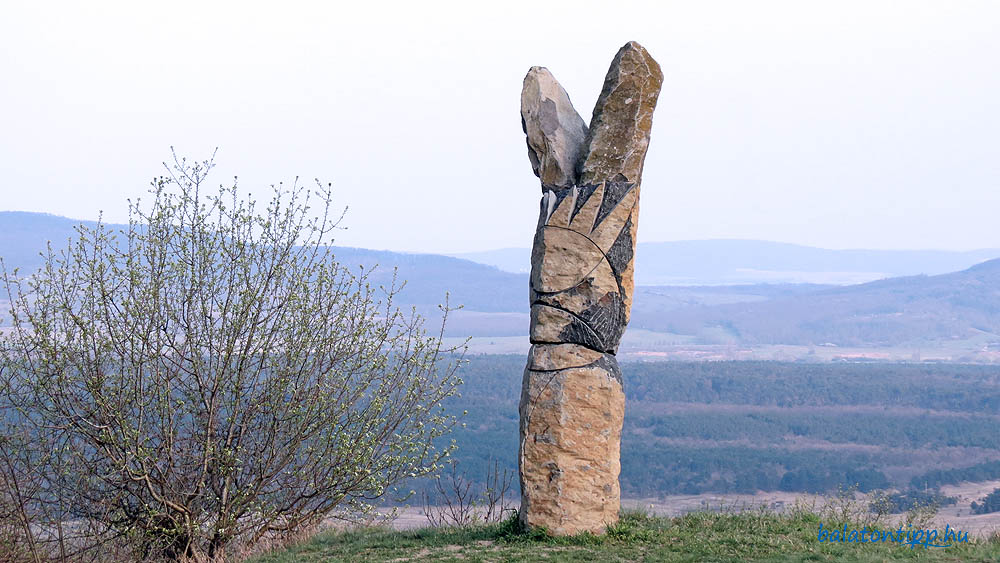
xmin=422 ymin=460 xmax=514 ymax=527
xmin=0 ymin=152 xmax=464 ymax=560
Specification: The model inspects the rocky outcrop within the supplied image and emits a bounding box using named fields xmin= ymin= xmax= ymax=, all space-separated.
xmin=518 ymin=42 xmax=662 ymax=536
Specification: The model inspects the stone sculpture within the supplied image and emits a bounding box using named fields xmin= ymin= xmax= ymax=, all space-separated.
xmin=518 ymin=41 xmax=663 ymax=535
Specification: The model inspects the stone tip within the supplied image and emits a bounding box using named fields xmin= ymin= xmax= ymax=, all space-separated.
xmin=578 ymin=42 xmax=663 ymax=186
xmin=621 ymin=40 xmax=644 ymax=52
xmin=523 ymin=66 xmax=551 ymax=87
xmin=620 ymin=40 xmax=647 ymax=51
xmin=615 ymin=41 xmax=663 ymax=82
xmin=520 ymin=66 xmax=588 ymax=189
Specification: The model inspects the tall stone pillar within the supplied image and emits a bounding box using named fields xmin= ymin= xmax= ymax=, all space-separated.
xmin=518 ymin=41 xmax=662 ymax=535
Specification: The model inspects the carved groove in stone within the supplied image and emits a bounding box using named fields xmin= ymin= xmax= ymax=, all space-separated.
xmin=518 ymin=41 xmax=662 ymax=536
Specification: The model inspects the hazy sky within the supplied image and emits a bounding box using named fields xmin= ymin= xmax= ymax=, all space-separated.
xmin=2 ymin=1 xmax=998 ymax=253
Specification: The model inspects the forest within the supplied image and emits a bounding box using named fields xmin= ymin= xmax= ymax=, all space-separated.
xmin=426 ymin=357 xmax=1000 ymax=499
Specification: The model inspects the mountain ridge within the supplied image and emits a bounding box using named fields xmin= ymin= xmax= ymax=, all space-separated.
xmin=3 ymin=211 xmax=998 ymax=353
xmin=451 ymin=240 xmax=1000 ymax=285
xmin=636 ymin=258 xmax=1000 ymax=347
xmin=0 ymin=211 xmax=526 ymax=313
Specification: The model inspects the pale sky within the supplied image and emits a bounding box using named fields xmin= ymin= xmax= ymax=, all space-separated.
xmin=1 ymin=1 xmax=998 ymax=253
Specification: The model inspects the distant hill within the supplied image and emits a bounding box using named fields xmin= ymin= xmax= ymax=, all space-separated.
xmin=637 ymin=259 xmax=1000 ymax=347
xmin=452 ymin=240 xmax=1000 ymax=285
xmin=0 ymin=211 xmax=526 ymax=315
xmin=4 ymin=211 xmax=999 ymax=350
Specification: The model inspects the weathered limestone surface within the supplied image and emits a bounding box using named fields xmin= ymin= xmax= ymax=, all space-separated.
xmin=518 ymin=41 xmax=662 ymax=536
xmin=520 ymin=67 xmax=589 ymax=190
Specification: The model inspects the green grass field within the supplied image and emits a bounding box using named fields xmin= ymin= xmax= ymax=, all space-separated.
xmin=253 ymin=510 xmax=1000 ymax=562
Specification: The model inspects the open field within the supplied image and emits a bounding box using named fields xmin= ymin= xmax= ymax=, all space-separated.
xmin=446 ymin=330 xmax=1000 ymax=362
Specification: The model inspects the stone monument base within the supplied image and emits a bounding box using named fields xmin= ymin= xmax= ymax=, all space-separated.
xmin=518 ymin=344 xmax=625 ymax=535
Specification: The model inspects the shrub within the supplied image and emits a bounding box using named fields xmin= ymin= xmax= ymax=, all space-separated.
xmin=0 ymin=153 xmax=464 ymax=560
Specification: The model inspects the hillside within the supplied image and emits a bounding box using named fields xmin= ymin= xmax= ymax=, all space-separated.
xmin=640 ymin=260 xmax=1000 ymax=347
xmin=4 ymin=211 xmax=999 ymax=352
xmin=0 ymin=211 xmax=526 ymax=314
xmin=452 ymin=240 xmax=1000 ymax=285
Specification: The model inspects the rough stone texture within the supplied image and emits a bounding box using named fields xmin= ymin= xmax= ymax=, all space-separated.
xmin=518 ymin=42 xmax=661 ymax=535
xmin=579 ymin=42 xmax=664 ymax=186
xmin=531 ymin=256 xmax=619 ymax=333
xmin=527 ymin=343 xmax=604 ymax=371
xmin=521 ymin=67 xmax=589 ymax=190
xmin=530 ymin=226 xmax=605 ymax=293
xmin=519 ymin=355 xmax=625 ymax=535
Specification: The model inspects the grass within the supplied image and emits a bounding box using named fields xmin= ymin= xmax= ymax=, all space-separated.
xmin=252 ymin=508 xmax=1000 ymax=562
